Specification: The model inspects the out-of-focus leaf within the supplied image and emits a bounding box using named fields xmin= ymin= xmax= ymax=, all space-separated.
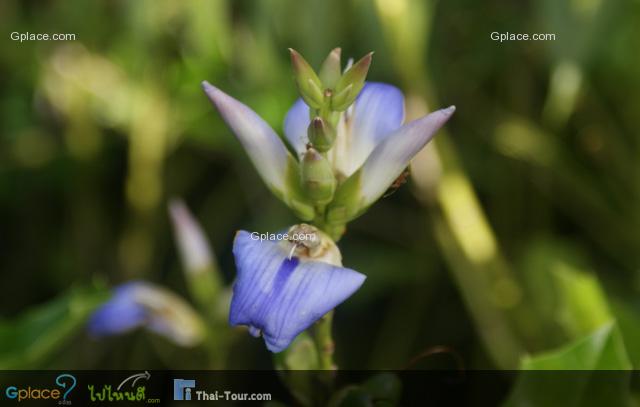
xmin=0 ymin=285 xmax=109 ymax=369
xmin=504 ymin=323 xmax=632 ymax=407
xmin=327 ymin=385 xmax=371 ymax=407
xmin=611 ymin=300 xmax=640 ymax=369
xmin=362 ymin=372 xmax=402 ymax=405
xmin=551 ymin=262 xmax=612 ymax=338
xmin=518 ymin=237 xmax=612 ymax=346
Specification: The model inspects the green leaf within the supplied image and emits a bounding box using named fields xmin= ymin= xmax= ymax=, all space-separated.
xmin=503 ymin=323 xmax=632 ymax=407
xmin=551 ymin=262 xmax=612 ymax=338
xmin=0 ymin=285 xmax=109 ymax=369
xmin=610 ymin=300 xmax=640 ymax=369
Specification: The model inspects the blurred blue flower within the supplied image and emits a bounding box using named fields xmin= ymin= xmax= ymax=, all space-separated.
xmin=89 ymin=283 xmax=146 ymax=336
xmin=230 ymin=230 xmax=366 ymax=352
xmin=88 ymin=281 xmax=205 ymax=347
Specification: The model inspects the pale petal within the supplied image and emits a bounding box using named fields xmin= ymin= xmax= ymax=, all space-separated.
xmin=283 ymin=98 xmax=310 ymax=157
xmin=202 ymin=81 xmax=290 ymax=195
xmin=359 ymin=106 xmax=456 ymax=205
xmin=230 ymin=231 xmax=366 ymax=352
xmin=168 ymin=199 xmax=213 ymax=273
xmin=339 ymin=82 xmax=405 ymax=176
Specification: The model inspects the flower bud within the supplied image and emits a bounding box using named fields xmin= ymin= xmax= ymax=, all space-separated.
xmin=307 ymin=116 xmax=336 ymax=152
xmin=332 ymin=52 xmax=373 ymax=111
xmin=289 ymin=48 xmax=324 ymax=109
xmin=168 ymin=199 xmax=222 ymax=313
xmin=300 ymin=147 xmax=336 ymax=205
xmin=319 ymin=47 xmax=342 ymax=89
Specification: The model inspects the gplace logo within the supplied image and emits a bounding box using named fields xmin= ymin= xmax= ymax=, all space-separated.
xmin=173 ymin=379 xmax=196 ymax=401
xmin=5 ymin=373 xmax=76 ymax=403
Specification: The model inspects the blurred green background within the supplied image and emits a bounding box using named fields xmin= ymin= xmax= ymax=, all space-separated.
xmin=1 ymin=0 xmax=639 ymax=382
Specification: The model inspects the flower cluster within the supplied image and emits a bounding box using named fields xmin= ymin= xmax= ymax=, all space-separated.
xmin=87 ymin=49 xmax=453 ymax=356
xmin=202 ymin=48 xmax=455 ymax=352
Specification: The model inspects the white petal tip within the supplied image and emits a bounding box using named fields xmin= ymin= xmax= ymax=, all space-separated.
xmin=201 ymin=81 xmax=221 ymax=101
xmin=441 ymin=105 xmax=456 ymax=116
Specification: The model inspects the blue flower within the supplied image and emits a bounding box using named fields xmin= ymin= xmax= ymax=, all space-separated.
xmin=285 ymin=82 xmax=455 ymax=212
xmin=229 ymin=229 xmax=366 ymax=352
xmin=88 ymin=281 xmax=205 ymax=346
xmin=202 ymin=81 xmax=454 ymax=219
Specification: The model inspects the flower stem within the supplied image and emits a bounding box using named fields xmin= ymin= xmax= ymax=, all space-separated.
xmin=314 ymin=310 xmax=336 ymax=370
xmin=308 ymin=220 xmax=343 ymax=373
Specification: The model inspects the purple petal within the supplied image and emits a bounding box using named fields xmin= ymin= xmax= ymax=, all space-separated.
xmin=360 ymin=106 xmax=456 ymax=205
xmin=202 ymin=81 xmax=291 ymax=195
xmin=337 ymin=82 xmax=405 ymax=176
xmin=229 ymin=231 xmax=366 ymax=352
xmin=88 ymin=282 xmax=147 ymax=336
xmin=283 ymin=98 xmax=310 ymax=158
xmin=88 ymin=281 xmax=205 ymax=346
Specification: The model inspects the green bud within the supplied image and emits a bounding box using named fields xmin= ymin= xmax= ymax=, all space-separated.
xmin=319 ymin=47 xmax=342 ymax=89
xmin=289 ymin=48 xmax=324 ymax=109
xmin=300 ymin=147 xmax=336 ymax=205
xmin=332 ymin=52 xmax=373 ymax=111
xmin=307 ymin=116 xmax=336 ymax=152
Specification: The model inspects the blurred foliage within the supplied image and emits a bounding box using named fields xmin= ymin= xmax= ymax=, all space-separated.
xmin=505 ymin=323 xmax=632 ymax=407
xmin=1 ymin=0 xmax=640 ymax=403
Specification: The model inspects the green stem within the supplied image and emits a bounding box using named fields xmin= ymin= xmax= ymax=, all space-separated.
xmin=310 ymin=212 xmax=342 ymax=371
xmin=314 ymin=310 xmax=336 ymax=370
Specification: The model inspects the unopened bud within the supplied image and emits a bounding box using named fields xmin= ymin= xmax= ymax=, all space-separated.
xmin=332 ymin=52 xmax=373 ymax=111
xmin=300 ymin=147 xmax=336 ymax=205
xmin=289 ymin=48 xmax=324 ymax=109
xmin=319 ymin=48 xmax=342 ymax=89
xmin=308 ymin=116 xmax=336 ymax=152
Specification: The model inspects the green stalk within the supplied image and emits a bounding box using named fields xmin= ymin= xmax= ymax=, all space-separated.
xmin=314 ymin=310 xmax=336 ymax=370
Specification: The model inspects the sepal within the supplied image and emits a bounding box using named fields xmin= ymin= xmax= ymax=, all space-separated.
xmin=289 ymin=48 xmax=324 ymax=109
xmin=319 ymin=48 xmax=342 ymax=89
xmin=332 ymin=53 xmax=373 ymax=111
